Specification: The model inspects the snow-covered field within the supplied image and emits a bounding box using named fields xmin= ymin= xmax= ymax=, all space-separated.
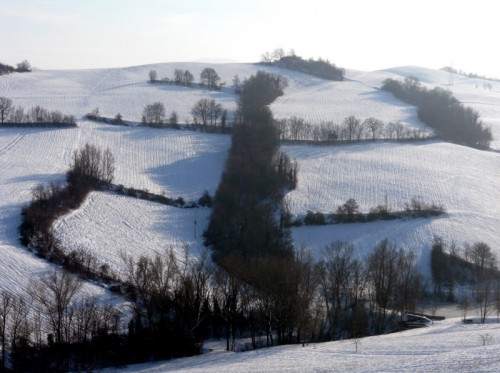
xmin=0 ymin=121 xmax=228 ymax=296
xmin=285 ymin=141 xmax=500 ymax=271
xmin=53 ymin=192 xmax=211 ymax=278
xmin=104 ymin=318 xmax=500 ymax=372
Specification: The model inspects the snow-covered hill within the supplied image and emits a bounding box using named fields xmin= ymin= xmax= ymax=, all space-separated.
xmin=0 ymin=61 xmax=499 ymax=293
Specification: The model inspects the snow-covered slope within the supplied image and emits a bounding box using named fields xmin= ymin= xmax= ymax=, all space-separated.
xmin=0 ymin=121 xmax=228 ymax=296
xmin=350 ymin=66 xmax=500 ymax=150
xmin=284 ymin=141 xmax=500 ymax=271
xmin=53 ymin=192 xmax=211 ymax=278
xmin=104 ymin=318 xmax=500 ymax=372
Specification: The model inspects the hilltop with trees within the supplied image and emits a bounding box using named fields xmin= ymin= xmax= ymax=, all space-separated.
xmin=261 ymin=48 xmax=345 ymax=81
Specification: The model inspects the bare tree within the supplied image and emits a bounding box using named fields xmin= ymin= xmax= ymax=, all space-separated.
xmin=200 ymin=67 xmax=220 ymax=89
xmin=174 ymin=69 xmax=184 ymax=85
xmin=0 ymin=290 xmax=13 ymax=369
xmin=336 ymin=199 xmax=361 ymax=223
xmin=367 ymin=239 xmax=402 ymax=332
xmin=232 ymin=74 xmax=241 ymax=94
xmin=271 ymin=47 xmax=286 ymax=62
xmin=480 ymin=333 xmax=494 ymax=346
xmin=149 ymin=69 xmax=158 ymax=82
xmin=288 ymin=116 xmax=306 ymax=141
xmin=0 ymin=96 xmax=13 ymax=124
xmin=10 ymin=294 xmax=32 ymax=353
xmin=169 ymin=110 xmax=179 ymax=127
xmin=457 ymin=290 xmax=473 ymax=322
xmin=16 ymin=60 xmax=31 ymax=72
xmin=364 ymin=117 xmax=384 ymax=140
xmin=102 ymin=148 xmax=115 ymax=186
xmin=141 ymin=102 xmax=166 ymax=126
xmin=31 ymin=271 xmax=82 ymax=344
xmin=183 ymin=70 xmax=194 ymax=86
xmin=471 ymin=242 xmax=496 ymax=277
xmin=68 ymin=143 xmax=115 ymax=186
xmin=343 ymin=116 xmax=360 ymax=141
xmin=191 ymin=98 xmax=222 ymax=126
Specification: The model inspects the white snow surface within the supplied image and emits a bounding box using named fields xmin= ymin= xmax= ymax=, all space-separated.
xmin=53 ymin=192 xmax=211 ymax=278
xmin=104 ymin=318 xmax=500 ymax=372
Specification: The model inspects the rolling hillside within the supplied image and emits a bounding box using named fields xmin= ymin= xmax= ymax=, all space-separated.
xmin=0 ymin=61 xmax=499 ymax=294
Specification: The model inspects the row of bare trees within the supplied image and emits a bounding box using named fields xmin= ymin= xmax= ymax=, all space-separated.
xmin=0 ymin=97 xmax=76 ymax=126
xmin=121 ymin=239 xmax=421 ymax=353
xmin=275 ymin=115 xmax=433 ymax=142
xmin=149 ymin=67 xmax=222 ymax=90
xmin=0 ymin=271 xmax=120 ymax=371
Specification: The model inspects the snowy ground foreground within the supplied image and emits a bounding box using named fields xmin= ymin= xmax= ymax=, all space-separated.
xmin=104 ymin=318 xmax=500 ymax=372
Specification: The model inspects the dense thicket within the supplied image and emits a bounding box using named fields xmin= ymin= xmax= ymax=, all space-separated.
xmin=20 ymin=144 xmax=114 ymax=257
xmin=381 ymin=78 xmax=492 ymax=148
xmin=0 ymin=60 xmax=31 ymax=75
xmin=274 ymin=55 xmax=344 ymax=81
xmin=237 ymin=70 xmax=288 ymax=121
xmin=0 ymin=62 xmax=15 ymax=75
xmin=204 ymin=71 xmax=296 ymax=262
xmin=260 ymin=49 xmax=344 ymax=81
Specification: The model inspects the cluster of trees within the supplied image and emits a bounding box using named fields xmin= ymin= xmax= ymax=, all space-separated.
xmin=261 ymin=48 xmax=345 ymax=81
xmin=295 ymin=197 xmax=445 ymax=226
xmin=20 ymin=144 xmax=115 ymax=261
xmin=0 ymin=60 xmax=31 ymax=75
xmin=149 ymin=67 xmax=223 ymax=90
xmin=0 ymin=234 xmax=425 ymax=370
xmin=0 ymin=97 xmax=76 ymax=126
xmin=382 ymin=77 xmax=492 ymax=148
xmin=430 ymin=238 xmax=500 ymax=323
xmin=141 ymin=102 xmax=179 ymax=128
xmin=0 ymin=271 xmax=122 ymax=371
xmin=191 ymin=98 xmax=227 ymax=127
xmin=275 ymin=115 xmax=433 ymax=143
